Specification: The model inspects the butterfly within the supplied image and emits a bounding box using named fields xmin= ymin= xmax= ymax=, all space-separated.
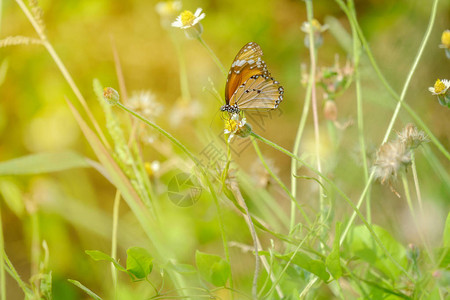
xmin=220 ymin=42 xmax=284 ymax=114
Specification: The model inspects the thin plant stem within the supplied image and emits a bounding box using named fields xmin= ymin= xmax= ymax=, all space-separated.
xmin=15 ymin=0 xmax=111 ymax=150
xmin=305 ymin=0 xmax=325 ymax=225
xmin=229 ymin=182 xmax=260 ymax=299
xmin=111 ymin=190 xmax=121 ymax=298
xmin=29 ymin=207 xmax=40 ymax=296
xmin=210 ymin=187 xmax=234 ymax=299
xmin=349 ymin=0 xmax=371 ymax=223
xmin=0 ymin=0 xmax=3 ymax=33
xmin=110 ymin=36 xmax=128 ymax=103
xmin=264 ymin=233 xmax=308 ymax=299
xmin=251 ymin=131 xmax=414 ymax=281
xmin=411 ymin=153 xmax=424 ymax=212
xmin=336 ymin=0 xmax=450 ymax=161
xmin=252 ymin=139 xmax=312 ymax=227
xmin=116 ymin=102 xmax=197 ymax=163
xmin=338 ymin=0 xmax=440 ymax=248
xmin=401 ymin=173 xmax=435 ymax=265
xmin=115 ymin=101 xmax=234 ymax=294
xmin=290 ymin=66 xmax=313 ymax=232
xmin=170 ymin=33 xmax=191 ymax=101
xmin=0 ymin=206 xmax=6 ymax=300
xmin=197 ymin=36 xmax=227 ymax=76
xmin=3 ymin=251 xmax=33 ymax=296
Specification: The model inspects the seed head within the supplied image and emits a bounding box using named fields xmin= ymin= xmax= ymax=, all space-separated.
xmin=128 ymin=91 xmax=163 ymax=121
xmin=397 ymin=123 xmax=428 ymax=150
xmin=373 ymin=140 xmax=411 ymax=184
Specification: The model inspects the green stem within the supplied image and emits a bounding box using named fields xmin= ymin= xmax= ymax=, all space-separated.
xmin=411 ymin=153 xmax=423 ymax=212
xmin=210 ymin=183 xmax=234 ymax=298
xmin=30 ymin=209 xmax=40 ymax=296
xmin=117 ymin=102 xmax=197 ymax=163
xmin=251 ymin=132 xmax=414 ymax=281
xmin=252 ymin=139 xmax=312 ymax=227
xmin=349 ymin=0 xmax=371 ymax=223
xmin=170 ymin=33 xmax=191 ymax=101
xmin=116 ymin=102 xmax=234 ymax=293
xmin=0 ymin=206 xmax=5 ymax=300
xmin=3 ymin=252 xmax=32 ymax=296
xmin=111 ymin=190 xmax=121 ymax=298
xmin=290 ymin=70 xmax=313 ymax=232
xmin=336 ymin=0 xmax=449 ymax=161
xmin=264 ymin=233 xmax=308 ymax=299
xmin=401 ymin=173 xmax=435 ymax=265
xmin=15 ymin=0 xmax=111 ymax=150
xmin=197 ymin=36 xmax=227 ymax=76
xmin=229 ymin=183 xmax=259 ymax=299
xmin=0 ymin=0 xmax=3 ymax=33
xmin=305 ymin=0 xmax=325 ymax=227
xmin=337 ymin=0 xmax=441 ymax=248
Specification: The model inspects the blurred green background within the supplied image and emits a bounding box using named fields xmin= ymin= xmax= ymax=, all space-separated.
xmin=1 ymin=0 xmax=449 ymax=298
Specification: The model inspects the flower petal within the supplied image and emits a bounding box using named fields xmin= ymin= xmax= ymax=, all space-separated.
xmin=194 ymin=8 xmax=203 ymax=17
xmin=171 ymin=18 xmax=183 ymax=27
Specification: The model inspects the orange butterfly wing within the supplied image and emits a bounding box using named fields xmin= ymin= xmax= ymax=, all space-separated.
xmin=225 ymin=42 xmax=268 ymax=104
xmin=224 ymin=42 xmax=283 ymax=111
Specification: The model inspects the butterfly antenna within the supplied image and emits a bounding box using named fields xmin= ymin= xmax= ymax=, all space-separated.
xmin=208 ymin=108 xmax=223 ymax=129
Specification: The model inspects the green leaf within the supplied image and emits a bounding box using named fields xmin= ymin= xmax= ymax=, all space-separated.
xmin=40 ymin=272 xmax=52 ymax=300
xmin=68 ymin=279 xmax=102 ymax=300
xmin=326 ymin=222 xmax=342 ymax=279
xmin=438 ymin=247 xmax=450 ymax=268
xmin=126 ymin=247 xmax=153 ymax=279
xmin=0 ymin=179 xmax=25 ymax=218
xmin=443 ymin=211 xmax=450 ymax=247
xmin=195 ymin=250 xmax=231 ymax=287
xmin=164 ymin=260 xmax=196 ymax=274
xmin=280 ymin=252 xmax=329 ymax=282
xmin=85 ymin=250 xmax=126 ymax=272
xmin=66 ymin=98 xmax=152 ymax=248
xmin=345 ymin=225 xmax=407 ymax=280
xmin=0 ymin=151 xmax=90 ymax=176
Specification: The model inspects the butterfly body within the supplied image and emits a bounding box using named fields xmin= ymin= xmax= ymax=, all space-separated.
xmin=221 ymin=42 xmax=284 ymax=113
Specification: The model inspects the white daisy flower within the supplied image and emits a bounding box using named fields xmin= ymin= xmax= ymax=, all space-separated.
xmin=224 ymin=114 xmax=246 ymax=142
xmin=428 ymin=79 xmax=450 ymax=95
xmin=171 ymin=8 xmax=205 ymax=29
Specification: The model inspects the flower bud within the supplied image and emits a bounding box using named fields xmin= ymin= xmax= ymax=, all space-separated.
xmin=103 ymin=87 xmax=120 ymax=105
xmin=440 ymin=29 xmax=450 ymax=49
xmin=236 ymin=122 xmax=252 ymax=138
xmin=323 ymin=100 xmax=337 ymax=121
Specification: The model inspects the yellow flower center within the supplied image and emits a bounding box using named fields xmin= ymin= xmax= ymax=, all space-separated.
xmin=180 ymin=10 xmax=196 ymax=26
xmin=311 ymin=19 xmax=321 ymax=30
xmin=441 ymin=30 xmax=450 ymax=47
xmin=434 ymin=79 xmax=446 ymax=94
xmin=225 ymin=119 xmax=238 ymax=132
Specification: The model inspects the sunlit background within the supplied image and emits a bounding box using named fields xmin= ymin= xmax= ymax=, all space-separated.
xmin=1 ymin=0 xmax=449 ymax=298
